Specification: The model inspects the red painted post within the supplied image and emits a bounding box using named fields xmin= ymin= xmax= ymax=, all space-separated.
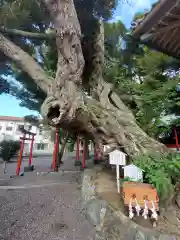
xmin=76 ymin=136 xmax=80 ymax=161
xmin=28 ymin=135 xmax=34 ymax=166
xmin=52 ymin=126 xmax=59 ymax=171
xmin=56 ymin=128 xmax=59 ymax=170
xmin=174 ymin=128 xmax=179 ymax=150
xmin=82 ymin=139 xmax=86 ymax=168
xmin=16 ymin=135 xmax=25 ymax=176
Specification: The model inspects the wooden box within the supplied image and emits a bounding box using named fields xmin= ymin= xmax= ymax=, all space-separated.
xmin=123 ymin=182 xmax=159 ymax=210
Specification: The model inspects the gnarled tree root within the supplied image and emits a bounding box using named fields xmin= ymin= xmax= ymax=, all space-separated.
xmin=41 ymin=95 xmax=169 ymax=158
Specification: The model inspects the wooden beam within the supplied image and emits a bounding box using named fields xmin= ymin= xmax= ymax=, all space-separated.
xmin=172 ymin=41 xmax=180 ymax=53
xmin=132 ymin=0 xmax=178 ymax=38
xmin=152 ymin=20 xmax=180 ymax=35
xmin=168 ymin=13 xmax=180 ymax=20
xmin=140 ymin=33 xmax=153 ymax=41
xmin=152 ymin=32 xmax=167 ymax=45
xmin=176 ymin=49 xmax=180 ymax=57
xmin=163 ymin=28 xmax=179 ymax=50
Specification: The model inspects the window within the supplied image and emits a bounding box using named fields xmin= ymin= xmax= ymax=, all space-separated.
xmin=17 ymin=125 xmax=24 ymax=132
xmin=39 ymin=128 xmax=43 ymax=135
xmin=37 ymin=143 xmax=44 ymax=150
xmin=6 ymin=126 xmax=13 ymax=131
xmin=36 ymin=143 xmax=48 ymax=150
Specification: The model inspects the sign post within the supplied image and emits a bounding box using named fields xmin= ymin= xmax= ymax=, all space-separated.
xmin=108 ymin=150 xmax=127 ymax=194
xmin=116 ymin=165 xmax=120 ymax=193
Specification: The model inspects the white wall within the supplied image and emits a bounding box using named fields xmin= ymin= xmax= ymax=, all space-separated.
xmin=0 ymin=119 xmax=54 ymax=155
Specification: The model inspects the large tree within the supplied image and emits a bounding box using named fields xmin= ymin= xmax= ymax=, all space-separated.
xmin=0 ymin=0 xmax=168 ymax=157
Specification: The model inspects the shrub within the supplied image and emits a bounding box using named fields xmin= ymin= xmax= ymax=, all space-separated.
xmin=0 ymin=140 xmax=21 ymax=162
xmin=133 ymin=153 xmax=180 ymax=204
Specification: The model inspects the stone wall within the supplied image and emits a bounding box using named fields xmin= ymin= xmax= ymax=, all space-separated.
xmin=81 ymin=168 xmax=177 ymax=240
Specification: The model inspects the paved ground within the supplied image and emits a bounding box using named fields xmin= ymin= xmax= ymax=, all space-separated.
xmin=0 ymin=154 xmax=97 ymax=240
xmin=0 ymin=152 xmax=93 ymax=179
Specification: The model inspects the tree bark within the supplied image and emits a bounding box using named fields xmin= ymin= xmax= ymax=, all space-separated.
xmin=0 ymin=27 xmax=55 ymax=40
xmin=0 ymin=33 xmax=51 ymax=93
xmin=41 ymin=0 xmax=168 ymax=157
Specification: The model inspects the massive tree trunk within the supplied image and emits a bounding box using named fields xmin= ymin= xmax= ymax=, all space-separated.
xmin=0 ymin=0 xmax=169 ymax=158
xmin=41 ymin=0 xmax=168 ymax=157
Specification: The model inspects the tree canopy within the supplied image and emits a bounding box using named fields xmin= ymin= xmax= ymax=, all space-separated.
xmin=0 ymin=0 xmax=121 ymax=111
xmin=0 ymin=0 xmax=175 ymax=157
xmin=2 ymin=2 xmax=179 ymax=138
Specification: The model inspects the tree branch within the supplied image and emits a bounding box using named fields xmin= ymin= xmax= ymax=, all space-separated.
xmin=0 ymin=33 xmax=52 ymax=93
xmin=43 ymin=0 xmax=84 ymax=88
xmin=0 ymin=27 xmax=55 ymax=40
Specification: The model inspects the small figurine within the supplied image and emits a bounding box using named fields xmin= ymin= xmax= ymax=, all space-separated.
xmin=135 ymin=198 xmax=141 ymax=216
xmin=142 ymin=200 xmax=148 ymax=219
xmin=151 ymin=201 xmax=158 ymax=220
xmin=128 ymin=199 xmax=134 ymax=219
xmin=151 ymin=201 xmax=158 ymax=227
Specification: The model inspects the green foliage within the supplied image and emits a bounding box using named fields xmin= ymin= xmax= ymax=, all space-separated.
xmin=0 ymin=76 xmax=10 ymax=94
xmin=0 ymin=140 xmax=20 ymax=162
xmin=105 ymin=21 xmax=180 ymax=137
xmin=67 ymin=138 xmax=76 ymax=152
xmin=133 ymin=153 xmax=180 ymax=203
xmin=24 ymin=115 xmax=40 ymax=126
xmin=104 ymin=20 xmax=127 ymax=58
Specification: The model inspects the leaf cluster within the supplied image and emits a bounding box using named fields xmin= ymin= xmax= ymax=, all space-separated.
xmin=134 ymin=153 xmax=180 ymax=204
xmin=0 ymin=140 xmax=20 ymax=162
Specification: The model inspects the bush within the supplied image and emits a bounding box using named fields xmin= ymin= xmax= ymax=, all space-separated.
xmin=0 ymin=140 xmax=21 ymax=162
xmin=133 ymin=153 xmax=180 ymax=204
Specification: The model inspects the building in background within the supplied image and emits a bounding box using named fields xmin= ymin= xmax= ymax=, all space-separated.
xmin=0 ymin=116 xmax=54 ymax=155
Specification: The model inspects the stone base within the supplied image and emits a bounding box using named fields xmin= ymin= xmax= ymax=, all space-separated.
xmin=74 ymin=161 xmax=82 ymax=166
xmin=93 ymin=159 xmax=100 ymax=165
xmin=24 ymin=165 xmax=34 ymax=172
xmin=80 ymin=165 xmax=86 ymax=171
xmin=10 ymin=175 xmax=18 ymax=178
xmin=10 ymin=173 xmax=24 ymax=178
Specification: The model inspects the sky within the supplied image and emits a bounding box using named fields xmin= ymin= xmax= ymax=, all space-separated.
xmin=0 ymin=0 xmax=157 ymax=117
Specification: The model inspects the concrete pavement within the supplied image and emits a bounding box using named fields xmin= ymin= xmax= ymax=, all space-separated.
xmin=0 ymin=153 xmax=97 ymax=240
xmin=0 ymin=152 xmax=82 ymax=179
xmin=0 ymin=183 xmax=96 ymax=240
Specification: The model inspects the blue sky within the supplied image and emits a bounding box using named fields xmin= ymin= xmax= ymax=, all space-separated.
xmin=0 ymin=0 xmax=157 ymax=117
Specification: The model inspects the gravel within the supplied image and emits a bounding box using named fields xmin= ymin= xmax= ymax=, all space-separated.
xmin=0 ymin=177 xmax=96 ymax=240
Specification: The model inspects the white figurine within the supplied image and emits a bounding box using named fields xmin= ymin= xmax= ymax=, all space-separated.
xmin=151 ymin=201 xmax=158 ymax=221
xmin=135 ymin=198 xmax=141 ymax=216
xmin=142 ymin=200 xmax=148 ymax=219
xmin=128 ymin=199 xmax=134 ymax=219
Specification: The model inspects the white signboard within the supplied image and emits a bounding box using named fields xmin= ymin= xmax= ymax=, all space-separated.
xmin=108 ymin=150 xmax=127 ymax=194
xmin=123 ymin=164 xmax=143 ymax=182
xmin=109 ymin=150 xmax=126 ymax=166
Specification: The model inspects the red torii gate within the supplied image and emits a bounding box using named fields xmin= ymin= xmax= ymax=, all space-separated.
xmin=16 ymin=128 xmax=36 ymax=176
xmin=51 ymin=125 xmax=59 ymax=171
xmin=75 ymin=136 xmax=102 ymax=168
xmin=51 ymin=127 xmax=103 ymax=171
